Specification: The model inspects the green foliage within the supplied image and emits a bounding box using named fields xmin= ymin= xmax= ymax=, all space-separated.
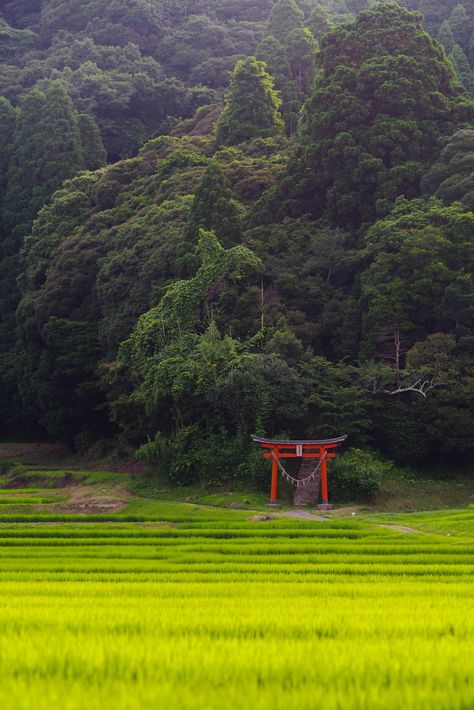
xmin=4 ymin=80 xmax=84 ymax=241
xmin=185 ymin=161 xmax=242 ymax=247
xmin=2 ymin=0 xmax=474 ymax=476
xmin=0 ymin=96 xmax=17 ymax=202
xmin=216 ymin=56 xmax=284 ymax=146
xmin=422 ymin=128 xmax=474 ymax=209
xmin=450 ymin=43 xmax=474 ymax=94
xmin=137 ymin=427 xmax=267 ymax=486
xmin=286 ymin=2 xmax=471 ymax=228
xmin=0 ymin=15 xmax=36 ymax=59
xmin=331 ymin=448 xmax=389 ymax=500
xmin=257 ymin=1 xmax=317 ymax=135
xmin=77 ymin=113 xmax=107 ymax=170
xmin=361 ymin=198 xmax=474 ymax=353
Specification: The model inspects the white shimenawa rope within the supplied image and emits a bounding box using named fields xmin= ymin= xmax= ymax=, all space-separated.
xmin=271 ymin=450 xmax=328 ymax=488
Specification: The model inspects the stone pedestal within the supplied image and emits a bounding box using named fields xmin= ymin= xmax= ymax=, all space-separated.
xmin=293 ymin=458 xmax=320 ymax=507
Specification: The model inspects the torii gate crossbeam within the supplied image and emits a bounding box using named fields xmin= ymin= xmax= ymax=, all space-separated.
xmin=252 ymin=435 xmax=347 ymax=510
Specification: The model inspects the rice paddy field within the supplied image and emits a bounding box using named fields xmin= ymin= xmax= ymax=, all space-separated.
xmin=0 ymin=501 xmax=472 ymax=710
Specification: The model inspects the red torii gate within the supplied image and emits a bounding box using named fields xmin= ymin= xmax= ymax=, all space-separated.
xmin=252 ymin=435 xmax=347 ymax=510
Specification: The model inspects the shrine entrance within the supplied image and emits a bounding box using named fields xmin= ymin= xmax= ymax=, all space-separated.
xmin=252 ymin=435 xmax=347 ymax=510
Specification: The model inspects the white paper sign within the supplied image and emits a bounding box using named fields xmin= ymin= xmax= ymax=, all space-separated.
xmin=296 ymin=444 xmax=303 ymax=457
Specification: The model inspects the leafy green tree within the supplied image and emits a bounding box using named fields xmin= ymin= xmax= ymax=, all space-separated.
xmin=361 ymin=198 xmax=474 ymax=357
xmin=267 ymin=0 xmax=304 ymax=44
xmin=185 ymin=162 xmax=242 ymax=246
xmin=448 ymin=4 xmax=473 ymax=51
xmin=306 ymin=7 xmax=334 ymax=40
xmin=450 ymin=44 xmax=474 ymax=94
xmin=0 ymin=96 xmax=17 ymax=204
xmin=257 ymin=0 xmax=317 ymax=135
xmin=438 ymin=19 xmax=455 ymax=54
xmin=256 ymin=35 xmax=300 ymax=135
xmin=285 ymin=2 xmax=471 ymax=228
xmin=215 ymin=56 xmax=283 ymax=146
xmin=422 ymin=128 xmax=474 ymax=210
xmin=0 ymin=14 xmax=36 ymax=59
xmin=4 ymin=80 xmax=84 ymax=241
xmin=77 ymin=113 xmax=107 ymax=170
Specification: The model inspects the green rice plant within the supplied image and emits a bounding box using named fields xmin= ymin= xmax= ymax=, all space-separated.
xmin=0 ymin=509 xmax=471 ymax=708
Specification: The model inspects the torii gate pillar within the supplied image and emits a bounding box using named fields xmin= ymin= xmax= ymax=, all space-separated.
xmin=252 ymin=436 xmax=347 ymax=510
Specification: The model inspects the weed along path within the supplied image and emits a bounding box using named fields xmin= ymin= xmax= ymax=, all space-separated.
xmin=0 ymin=498 xmax=472 ymax=709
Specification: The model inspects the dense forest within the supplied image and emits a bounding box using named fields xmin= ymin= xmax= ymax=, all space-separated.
xmin=1 ymin=0 xmax=474 ymax=485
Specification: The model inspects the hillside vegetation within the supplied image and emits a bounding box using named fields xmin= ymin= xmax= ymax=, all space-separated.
xmin=0 ymin=1 xmax=474 ymax=488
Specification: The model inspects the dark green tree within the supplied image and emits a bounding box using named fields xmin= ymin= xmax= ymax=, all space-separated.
xmin=360 ymin=198 xmax=474 ymax=357
xmin=284 ymin=2 xmax=471 ymax=228
xmin=450 ymin=44 xmax=474 ymax=94
xmin=448 ymin=4 xmax=473 ymax=51
xmin=422 ymin=128 xmax=474 ymax=209
xmin=267 ymin=0 xmax=304 ymax=44
xmin=185 ymin=162 xmax=242 ymax=246
xmin=215 ymin=56 xmax=283 ymax=147
xmin=78 ymin=113 xmax=107 ymax=170
xmin=438 ymin=19 xmax=456 ymax=54
xmin=0 ymin=96 xmax=17 ymax=205
xmin=4 ymin=81 xmax=84 ymax=241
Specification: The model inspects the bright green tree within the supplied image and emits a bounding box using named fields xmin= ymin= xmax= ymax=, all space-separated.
xmin=215 ymin=57 xmax=283 ymax=147
xmin=256 ymin=35 xmax=301 ymax=135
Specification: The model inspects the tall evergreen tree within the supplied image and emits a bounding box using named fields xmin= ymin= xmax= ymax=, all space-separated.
xmin=215 ymin=57 xmax=283 ymax=147
xmin=4 ymin=81 xmax=84 ymax=243
xmin=1 ymin=81 xmax=84 ymax=352
xmin=450 ymin=44 xmax=474 ymax=94
xmin=267 ymin=0 xmax=304 ymax=44
xmin=256 ymin=35 xmax=301 ymax=135
xmin=284 ymin=2 xmax=471 ymax=228
xmin=78 ymin=113 xmax=107 ymax=170
xmin=438 ymin=19 xmax=456 ymax=54
xmin=185 ymin=162 xmax=242 ymax=247
xmin=0 ymin=97 xmax=17 ymax=207
xmin=448 ymin=4 xmax=473 ymax=51
xmin=258 ymin=0 xmax=317 ymax=135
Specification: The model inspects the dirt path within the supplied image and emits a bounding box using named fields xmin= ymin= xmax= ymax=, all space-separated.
xmin=282 ymin=510 xmax=329 ymax=521
xmin=377 ymin=524 xmax=418 ymax=533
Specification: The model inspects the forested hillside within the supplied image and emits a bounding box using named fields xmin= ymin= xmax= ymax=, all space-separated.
xmin=1 ymin=0 xmax=474 ymax=483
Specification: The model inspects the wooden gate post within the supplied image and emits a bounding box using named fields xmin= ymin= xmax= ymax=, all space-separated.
xmin=317 ymin=451 xmax=333 ymax=511
xmin=269 ymin=448 xmax=279 ymax=506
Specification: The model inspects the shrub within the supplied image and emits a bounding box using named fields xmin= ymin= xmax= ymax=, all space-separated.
xmin=136 ymin=427 xmax=267 ymax=487
xmin=330 ymin=449 xmax=390 ymax=501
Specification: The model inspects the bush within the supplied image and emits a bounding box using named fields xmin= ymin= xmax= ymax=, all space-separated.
xmin=136 ymin=427 xmax=267 ymax=487
xmin=330 ymin=449 xmax=391 ymax=501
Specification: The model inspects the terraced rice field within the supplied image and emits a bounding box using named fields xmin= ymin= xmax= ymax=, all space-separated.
xmin=0 ymin=506 xmax=472 ymax=709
